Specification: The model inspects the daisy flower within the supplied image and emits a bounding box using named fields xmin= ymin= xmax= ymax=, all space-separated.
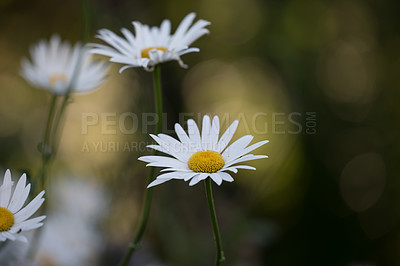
xmin=139 ymin=115 xmax=269 ymax=187
xmin=0 ymin=169 xmax=46 ymax=242
xmin=90 ymin=12 xmax=210 ymax=72
xmin=21 ymin=34 xmax=108 ymax=95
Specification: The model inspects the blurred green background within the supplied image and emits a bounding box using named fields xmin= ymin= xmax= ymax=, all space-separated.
xmin=1 ymin=0 xmax=399 ymax=265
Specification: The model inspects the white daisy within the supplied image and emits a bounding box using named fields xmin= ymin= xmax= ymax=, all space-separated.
xmin=21 ymin=34 xmax=109 ymax=95
xmin=89 ymin=12 xmax=210 ymax=72
xmin=139 ymin=115 xmax=269 ymax=187
xmin=0 ymin=169 xmax=46 ymax=243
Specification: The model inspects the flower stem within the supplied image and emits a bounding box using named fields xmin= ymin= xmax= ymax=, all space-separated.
xmin=118 ymin=65 xmax=163 ymax=266
xmin=50 ymin=95 xmax=70 ymax=156
xmin=29 ymin=0 xmax=88 ymax=258
xmin=37 ymin=94 xmax=71 ymax=196
xmin=28 ymin=93 xmax=63 ymax=259
xmin=37 ymin=94 xmax=58 ymax=194
xmin=152 ymin=65 xmax=163 ymax=134
xmin=205 ymin=177 xmax=226 ymax=266
xmin=43 ymin=95 xmax=58 ymax=153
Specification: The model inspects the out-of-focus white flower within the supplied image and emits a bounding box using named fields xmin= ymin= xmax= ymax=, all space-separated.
xmin=0 ymin=169 xmax=45 ymax=243
xmin=35 ymin=177 xmax=108 ymax=266
xmin=90 ymin=12 xmax=210 ymax=72
xmin=139 ymin=115 xmax=269 ymax=187
xmin=21 ymin=34 xmax=108 ymax=95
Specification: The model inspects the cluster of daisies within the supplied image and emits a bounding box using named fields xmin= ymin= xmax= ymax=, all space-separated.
xmin=3 ymin=13 xmax=268 ymax=264
xmin=20 ymin=12 xmax=211 ymax=95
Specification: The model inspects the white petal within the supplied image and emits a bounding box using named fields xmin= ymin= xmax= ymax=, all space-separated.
xmin=201 ymin=115 xmax=211 ymax=149
xmin=189 ymin=174 xmax=201 ymax=186
xmin=157 ymin=133 xmax=191 ymax=160
xmin=149 ymin=134 xmax=190 ymax=162
xmin=187 ymin=119 xmax=201 ymax=145
xmin=15 ymin=235 xmax=28 ymax=243
xmin=222 ymin=167 xmax=238 ymax=173
xmin=119 ymin=65 xmax=136 ymax=73
xmin=160 ymin=168 xmax=193 ymax=173
xmin=243 ymin=139 xmax=269 ymax=152
xmin=147 ymin=171 xmax=194 ymax=188
xmin=159 ymin=19 xmax=171 ymax=43
xmin=226 ymin=140 xmax=269 ymax=163
xmin=209 ymin=116 xmax=220 ymax=149
xmin=0 ymin=169 xmax=13 ymax=208
xmin=222 ymin=135 xmax=254 ymax=162
xmin=154 ymin=172 xmax=186 ymax=180
xmin=169 ymin=13 xmax=196 ymax=49
xmin=197 ymin=173 xmax=209 ymax=182
xmin=230 ymin=165 xmax=256 ymax=171
xmin=210 ymin=173 xmax=223 ymax=185
xmin=121 ymin=28 xmax=137 ymax=47
xmin=11 ymin=215 xmax=46 ymax=233
xmin=138 ymin=155 xmax=188 ymax=169
xmin=14 ymin=191 xmax=45 ymax=223
xmin=175 ymin=123 xmax=191 ymax=145
xmin=19 ymin=222 xmax=44 ymax=231
xmin=217 ymin=120 xmax=239 ymax=153
xmin=182 ymin=172 xmax=198 ymax=181
xmin=146 ymin=144 xmax=191 ymax=163
xmin=176 ymin=57 xmax=188 ymax=69
xmin=96 ymin=29 xmax=132 ymax=55
xmin=177 ymin=47 xmax=200 ymax=56
xmin=180 ymin=19 xmax=211 ymax=46
xmin=224 ymin=154 xmax=268 ymax=168
xmin=147 ymin=178 xmax=170 ymax=188
xmin=8 ymin=174 xmax=30 ymax=213
xmin=218 ymin=172 xmax=234 ymax=182
xmin=3 ymin=231 xmax=16 ymax=241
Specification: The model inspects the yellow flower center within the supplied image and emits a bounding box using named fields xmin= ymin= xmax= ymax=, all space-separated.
xmin=49 ymin=73 xmax=67 ymax=86
xmin=141 ymin=47 xmax=167 ymax=58
xmin=0 ymin=207 xmax=15 ymax=232
xmin=188 ymin=150 xmax=225 ymax=173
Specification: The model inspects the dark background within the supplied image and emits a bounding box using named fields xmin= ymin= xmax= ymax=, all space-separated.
xmin=0 ymin=0 xmax=399 ymax=265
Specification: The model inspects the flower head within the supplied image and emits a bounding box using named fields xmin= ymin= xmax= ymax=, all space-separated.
xmin=0 ymin=169 xmax=45 ymax=242
xmin=90 ymin=12 xmax=210 ymax=72
xmin=139 ymin=115 xmax=269 ymax=187
xmin=21 ymin=34 xmax=109 ymax=95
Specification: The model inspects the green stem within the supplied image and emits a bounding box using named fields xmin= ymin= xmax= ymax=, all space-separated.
xmin=43 ymin=95 xmax=58 ymax=154
xmin=47 ymin=0 xmax=87 ymax=157
xmin=152 ymin=65 xmax=163 ymax=134
xmin=37 ymin=94 xmax=58 ymax=194
xmin=31 ymin=55 xmax=77 ymax=259
xmin=28 ymin=94 xmax=61 ymax=259
xmin=205 ymin=178 xmax=225 ymax=266
xmin=50 ymin=95 xmax=70 ymax=156
xmin=118 ymin=65 xmax=163 ymax=266
xmin=40 ymin=94 xmax=71 ymax=195
xmin=29 ymin=0 xmax=89 ymax=259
